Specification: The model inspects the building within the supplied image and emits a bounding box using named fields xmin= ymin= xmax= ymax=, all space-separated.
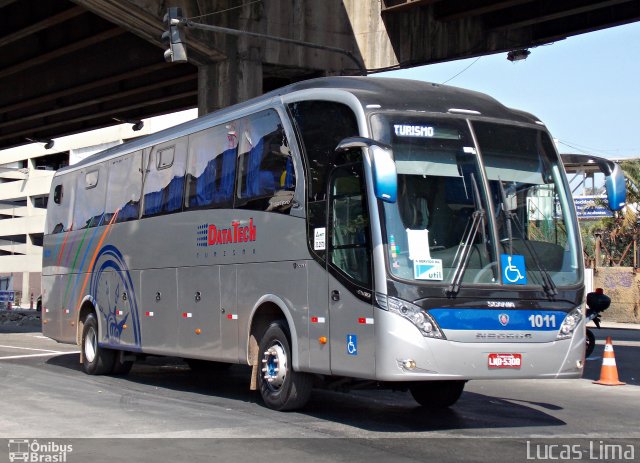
xmin=0 ymin=110 xmax=197 ymax=306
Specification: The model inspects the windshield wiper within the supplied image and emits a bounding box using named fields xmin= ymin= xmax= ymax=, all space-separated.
xmin=497 ymin=180 xmax=558 ymax=299
xmin=446 ymin=173 xmax=485 ymax=297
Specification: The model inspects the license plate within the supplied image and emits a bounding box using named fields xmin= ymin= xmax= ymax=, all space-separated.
xmin=488 ymin=353 xmax=522 ymax=369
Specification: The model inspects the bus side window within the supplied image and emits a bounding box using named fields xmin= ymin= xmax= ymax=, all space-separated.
xmin=105 ymin=151 xmax=143 ymax=223
xmin=329 ymin=163 xmax=372 ymax=288
xmin=142 ymin=138 xmax=187 ymax=218
xmin=236 ymin=109 xmax=295 ymax=214
xmin=185 ymin=124 xmax=237 ymax=210
xmin=47 ymin=178 xmax=74 ymax=234
xmin=53 ymin=185 xmax=63 ymax=204
xmin=73 ymin=166 xmax=107 ymax=229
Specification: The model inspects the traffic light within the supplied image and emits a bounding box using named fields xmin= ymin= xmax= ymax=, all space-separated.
xmin=162 ymin=7 xmax=188 ymax=63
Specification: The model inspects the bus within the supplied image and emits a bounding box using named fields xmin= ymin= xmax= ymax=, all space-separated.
xmin=42 ymin=77 xmax=625 ymax=411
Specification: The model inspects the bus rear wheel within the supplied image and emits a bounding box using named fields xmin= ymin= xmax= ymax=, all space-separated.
xmin=257 ymin=321 xmax=313 ymax=411
xmin=409 ymin=380 xmax=466 ymax=409
xmin=81 ymin=313 xmax=115 ymax=375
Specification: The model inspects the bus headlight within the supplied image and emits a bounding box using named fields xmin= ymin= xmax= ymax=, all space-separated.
xmin=376 ymin=293 xmax=445 ymax=339
xmin=556 ymin=307 xmax=582 ymax=340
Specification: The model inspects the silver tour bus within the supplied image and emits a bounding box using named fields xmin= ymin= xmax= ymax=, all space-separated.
xmin=42 ymin=77 xmax=626 ymax=411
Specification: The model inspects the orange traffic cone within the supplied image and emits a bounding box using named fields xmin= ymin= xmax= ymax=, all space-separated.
xmin=593 ymin=336 xmax=625 ymax=386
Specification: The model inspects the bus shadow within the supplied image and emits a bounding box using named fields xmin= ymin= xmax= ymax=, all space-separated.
xmin=300 ymin=389 xmax=565 ymax=432
xmin=46 ymin=354 xmax=566 ymax=432
xmin=46 ymin=354 xmax=258 ymax=404
xmin=0 ymin=325 xmax=41 ymax=334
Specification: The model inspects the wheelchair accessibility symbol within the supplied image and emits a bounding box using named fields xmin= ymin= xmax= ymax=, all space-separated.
xmin=500 ymin=254 xmax=527 ymax=285
xmin=346 ymin=334 xmax=358 ymax=356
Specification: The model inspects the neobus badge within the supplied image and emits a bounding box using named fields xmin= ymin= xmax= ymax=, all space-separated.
xmin=206 ymin=218 xmax=257 ymax=246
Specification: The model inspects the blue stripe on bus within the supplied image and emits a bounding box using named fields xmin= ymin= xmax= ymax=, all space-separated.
xmin=428 ymin=308 xmax=567 ymax=331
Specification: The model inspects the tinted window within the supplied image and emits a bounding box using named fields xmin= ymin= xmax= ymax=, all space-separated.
xmin=236 ymin=110 xmax=296 ymax=213
xmin=47 ymin=176 xmax=75 ymax=235
xmin=73 ymin=166 xmax=107 ymax=229
xmin=186 ymin=124 xmax=237 ymax=210
xmin=329 ymin=163 xmax=371 ymax=288
xmin=105 ymin=151 xmax=143 ymax=223
xmin=142 ymin=138 xmax=188 ymax=218
xmin=288 ymin=101 xmax=360 ymax=260
xmin=53 ymin=185 xmax=63 ymax=204
xmin=288 ymin=101 xmax=359 ymax=202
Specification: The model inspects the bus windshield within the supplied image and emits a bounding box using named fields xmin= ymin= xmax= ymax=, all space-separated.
xmin=371 ymin=115 xmax=497 ymax=286
xmin=473 ymin=120 xmax=580 ymax=287
xmin=371 ymin=114 xmax=580 ymax=288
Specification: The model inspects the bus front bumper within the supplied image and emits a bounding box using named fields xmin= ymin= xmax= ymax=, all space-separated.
xmin=375 ymin=309 xmax=585 ymax=381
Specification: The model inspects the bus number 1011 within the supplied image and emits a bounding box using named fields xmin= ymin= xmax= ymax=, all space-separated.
xmin=528 ymin=314 xmax=556 ymax=328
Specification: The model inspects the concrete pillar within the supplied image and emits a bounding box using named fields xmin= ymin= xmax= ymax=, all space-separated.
xmin=198 ymin=54 xmax=263 ymax=116
xmin=21 ymin=271 xmax=29 ymax=308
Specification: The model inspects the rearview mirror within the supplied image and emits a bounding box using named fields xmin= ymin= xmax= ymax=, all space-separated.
xmin=560 ymin=154 xmax=626 ymax=211
xmin=335 ymin=137 xmax=397 ymax=203
xmin=604 ymin=162 xmax=626 ymax=211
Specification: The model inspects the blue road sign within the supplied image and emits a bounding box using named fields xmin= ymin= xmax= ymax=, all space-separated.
xmin=0 ymin=290 xmax=15 ymax=303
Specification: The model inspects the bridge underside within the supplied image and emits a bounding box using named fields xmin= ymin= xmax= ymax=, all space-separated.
xmin=0 ymin=0 xmax=639 ymax=151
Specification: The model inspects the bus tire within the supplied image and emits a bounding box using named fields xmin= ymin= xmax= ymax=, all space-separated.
xmin=81 ymin=313 xmax=115 ymax=375
xmin=410 ymin=380 xmax=466 ymax=409
xmin=257 ymin=321 xmax=313 ymax=411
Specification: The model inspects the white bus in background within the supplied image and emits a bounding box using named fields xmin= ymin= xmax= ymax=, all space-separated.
xmin=42 ymin=77 xmax=625 ymax=410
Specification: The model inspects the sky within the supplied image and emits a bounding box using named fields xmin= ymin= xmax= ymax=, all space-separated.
xmin=375 ymin=21 xmax=640 ymax=160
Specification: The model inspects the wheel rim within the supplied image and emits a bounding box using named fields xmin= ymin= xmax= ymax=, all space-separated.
xmin=84 ymin=326 xmax=97 ymax=363
xmin=261 ymin=341 xmax=287 ymax=390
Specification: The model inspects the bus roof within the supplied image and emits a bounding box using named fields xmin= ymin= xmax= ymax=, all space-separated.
xmin=56 ymin=76 xmax=542 ymax=176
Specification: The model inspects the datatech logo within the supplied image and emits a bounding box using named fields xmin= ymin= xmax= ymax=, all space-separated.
xmin=197 ymin=218 xmax=257 ymax=247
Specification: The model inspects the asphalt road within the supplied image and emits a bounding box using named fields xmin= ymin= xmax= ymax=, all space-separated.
xmin=0 ymin=327 xmax=638 ymax=463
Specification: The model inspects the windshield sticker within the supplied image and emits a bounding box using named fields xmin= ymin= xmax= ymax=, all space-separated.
xmin=406 ymin=228 xmax=431 ymax=260
xmin=463 ymin=146 xmax=477 ymax=154
xmin=389 ymin=235 xmax=400 ymax=269
xmin=314 ymin=227 xmax=326 ymax=250
xmin=414 ymin=259 xmax=443 ymax=280
xmin=501 ymin=254 xmax=527 ymax=285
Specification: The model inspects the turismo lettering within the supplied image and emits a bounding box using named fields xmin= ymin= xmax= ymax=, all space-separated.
xmin=207 ymin=218 xmax=257 ymax=246
xmin=394 ymin=124 xmax=435 ymax=137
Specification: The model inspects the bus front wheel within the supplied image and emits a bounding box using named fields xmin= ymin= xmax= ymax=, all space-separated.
xmin=81 ymin=313 xmax=115 ymax=375
xmin=409 ymin=380 xmax=466 ymax=409
xmin=257 ymin=321 xmax=313 ymax=411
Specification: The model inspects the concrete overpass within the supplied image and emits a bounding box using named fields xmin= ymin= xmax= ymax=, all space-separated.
xmin=1 ymin=0 xmax=639 ymax=151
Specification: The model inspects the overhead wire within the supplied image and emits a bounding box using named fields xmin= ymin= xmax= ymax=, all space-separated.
xmin=186 ymin=0 xmax=262 ymax=21
xmin=441 ymin=57 xmax=481 ymax=85
xmin=556 ymin=140 xmax=594 ymax=156
xmin=556 ymin=139 xmax=637 ymax=155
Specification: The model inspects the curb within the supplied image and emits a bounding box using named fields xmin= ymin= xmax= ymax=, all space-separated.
xmin=588 ymin=321 xmax=640 ymax=330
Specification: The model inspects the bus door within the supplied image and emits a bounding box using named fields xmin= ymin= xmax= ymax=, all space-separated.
xmin=327 ymin=163 xmax=375 ymax=377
